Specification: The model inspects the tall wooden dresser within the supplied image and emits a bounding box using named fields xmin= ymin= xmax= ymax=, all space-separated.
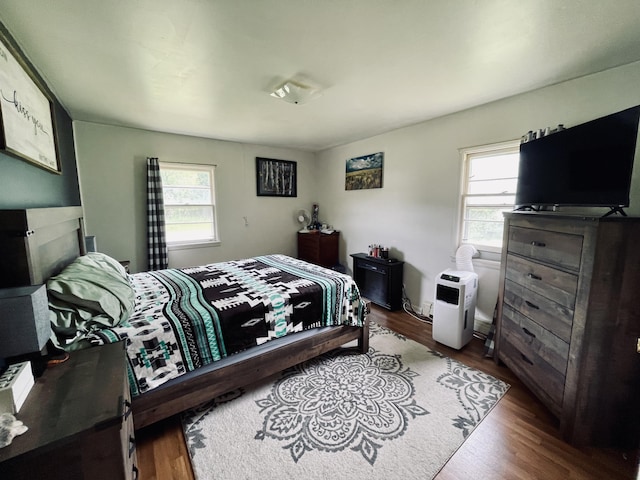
xmin=496 ymin=212 xmax=640 ymax=448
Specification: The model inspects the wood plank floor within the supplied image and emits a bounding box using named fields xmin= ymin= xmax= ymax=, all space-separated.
xmin=136 ymin=305 xmax=639 ymax=479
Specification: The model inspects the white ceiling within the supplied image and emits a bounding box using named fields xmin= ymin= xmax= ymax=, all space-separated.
xmin=1 ymin=0 xmax=640 ymax=152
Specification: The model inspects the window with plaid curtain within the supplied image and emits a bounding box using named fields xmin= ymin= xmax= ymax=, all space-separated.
xmin=147 ymin=157 xmax=168 ymax=270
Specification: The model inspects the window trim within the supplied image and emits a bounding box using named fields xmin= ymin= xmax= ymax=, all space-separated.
xmin=159 ymin=161 xmax=219 ymax=248
xmin=457 ymin=139 xmax=520 ymax=256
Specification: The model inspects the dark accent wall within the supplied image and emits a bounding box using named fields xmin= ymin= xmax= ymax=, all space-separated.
xmin=0 ymin=21 xmax=81 ymax=209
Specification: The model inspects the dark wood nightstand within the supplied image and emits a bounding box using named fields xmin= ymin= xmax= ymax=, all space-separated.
xmin=0 ymin=342 xmax=138 ymax=479
xmin=351 ymin=253 xmax=404 ymax=311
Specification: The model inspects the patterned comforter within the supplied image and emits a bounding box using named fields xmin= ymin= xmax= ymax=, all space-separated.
xmin=94 ymin=255 xmax=365 ymax=396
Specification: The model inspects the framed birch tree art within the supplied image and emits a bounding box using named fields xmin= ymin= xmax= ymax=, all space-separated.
xmin=256 ymin=157 xmax=297 ymax=197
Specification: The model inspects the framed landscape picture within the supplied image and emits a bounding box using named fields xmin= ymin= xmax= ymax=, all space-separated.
xmin=256 ymin=157 xmax=297 ymax=197
xmin=345 ymin=152 xmax=383 ymax=190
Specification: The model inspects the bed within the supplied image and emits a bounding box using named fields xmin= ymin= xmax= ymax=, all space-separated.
xmin=0 ymin=207 xmax=369 ymax=429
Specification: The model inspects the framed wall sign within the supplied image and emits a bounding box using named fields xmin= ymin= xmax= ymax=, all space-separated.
xmin=256 ymin=157 xmax=297 ymax=197
xmin=345 ymin=152 xmax=383 ymax=190
xmin=0 ymin=30 xmax=60 ymax=173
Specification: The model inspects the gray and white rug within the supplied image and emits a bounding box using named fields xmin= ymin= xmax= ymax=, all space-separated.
xmin=182 ymin=323 xmax=509 ymax=479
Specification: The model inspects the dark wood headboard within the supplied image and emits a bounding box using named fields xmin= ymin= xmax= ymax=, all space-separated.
xmin=0 ymin=207 xmax=85 ymax=288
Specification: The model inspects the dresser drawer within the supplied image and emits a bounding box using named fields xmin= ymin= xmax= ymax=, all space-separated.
xmin=298 ymin=238 xmax=319 ymax=259
xmin=507 ymin=226 xmax=583 ymax=271
xmin=501 ymin=304 xmax=570 ymax=376
xmin=505 ymin=254 xmax=577 ymax=309
xmin=498 ymin=336 xmax=564 ymax=417
xmin=298 ymin=232 xmax=339 ymax=267
xmin=503 ymin=279 xmax=574 ymax=342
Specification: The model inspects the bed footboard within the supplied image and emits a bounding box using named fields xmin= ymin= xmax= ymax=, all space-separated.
xmin=357 ymin=300 xmax=370 ymax=353
xmin=132 ymin=316 xmax=370 ymax=430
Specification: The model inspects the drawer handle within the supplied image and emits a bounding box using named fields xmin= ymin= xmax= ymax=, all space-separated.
xmin=527 ymin=273 xmax=542 ymax=281
xmin=132 ymin=465 xmax=139 ymax=480
xmin=522 ymin=327 xmax=536 ymax=339
xmin=129 ymin=435 xmax=136 ymax=456
xmin=530 ymin=241 xmax=546 ymax=247
xmin=524 ymin=300 xmax=539 ymax=310
xmin=123 ymin=399 xmax=132 ymax=420
xmin=521 ymin=353 xmax=534 ymax=365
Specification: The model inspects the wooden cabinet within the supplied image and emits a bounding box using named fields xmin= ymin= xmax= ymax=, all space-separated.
xmin=351 ymin=253 xmax=404 ymax=311
xmin=297 ymin=231 xmax=339 ymax=267
xmin=0 ymin=342 xmax=138 ymax=479
xmin=496 ymin=212 xmax=640 ymax=448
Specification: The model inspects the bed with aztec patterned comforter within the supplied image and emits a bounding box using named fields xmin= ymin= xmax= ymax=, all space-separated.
xmin=47 ymin=252 xmax=368 ymax=428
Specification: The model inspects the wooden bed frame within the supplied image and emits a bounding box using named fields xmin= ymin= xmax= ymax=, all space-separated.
xmin=0 ymin=207 xmax=369 ymax=430
xmin=0 ymin=207 xmax=86 ymax=288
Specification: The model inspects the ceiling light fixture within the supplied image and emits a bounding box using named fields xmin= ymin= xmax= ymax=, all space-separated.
xmin=270 ymin=79 xmax=321 ymax=105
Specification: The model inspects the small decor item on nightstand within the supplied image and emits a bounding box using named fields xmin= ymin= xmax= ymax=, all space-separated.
xmin=0 ymin=285 xmax=51 ymax=359
xmin=311 ymin=203 xmax=321 ymax=229
xmin=85 ymin=235 xmax=97 ymax=253
xmin=0 ymin=361 xmax=34 ymax=414
xmin=296 ymin=209 xmax=311 ymax=233
xmin=368 ymin=244 xmax=390 ymax=260
xmin=0 ymin=413 xmax=28 ymax=448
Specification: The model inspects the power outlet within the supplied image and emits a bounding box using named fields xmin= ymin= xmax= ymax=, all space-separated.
xmin=421 ymin=301 xmax=433 ymax=317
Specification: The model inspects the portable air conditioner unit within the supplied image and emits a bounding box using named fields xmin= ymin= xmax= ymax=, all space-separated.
xmin=432 ymin=269 xmax=478 ymax=349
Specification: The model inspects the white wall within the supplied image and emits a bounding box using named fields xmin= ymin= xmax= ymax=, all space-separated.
xmin=74 ymin=61 xmax=640 ymax=328
xmin=73 ymin=122 xmax=316 ymax=272
xmin=315 ymin=61 xmax=640 ymax=325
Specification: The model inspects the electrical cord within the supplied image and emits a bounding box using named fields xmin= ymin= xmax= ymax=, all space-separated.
xmin=47 ymin=352 xmax=70 ymax=366
xmin=401 ymin=285 xmax=432 ymax=324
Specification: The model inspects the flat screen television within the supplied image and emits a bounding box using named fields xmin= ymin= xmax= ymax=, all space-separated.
xmin=515 ymin=105 xmax=640 ymax=213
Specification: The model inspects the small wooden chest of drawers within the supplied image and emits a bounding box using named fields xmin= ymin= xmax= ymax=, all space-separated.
xmin=0 ymin=342 xmax=138 ymax=479
xmin=297 ymin=231 xmax=339 ymax=267
xmin=496 ymin=212 xmax=640 ymax=448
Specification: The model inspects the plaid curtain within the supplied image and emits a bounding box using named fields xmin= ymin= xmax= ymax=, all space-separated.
xmin=147 ymin=157 xmax=168 ymax=270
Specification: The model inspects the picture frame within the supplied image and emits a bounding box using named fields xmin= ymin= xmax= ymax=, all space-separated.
xmin=345 ymin=152 xmax=383 ymax=190
xmin=256 ymin=157 xmax=297 ymax=197
xmin=0 ymin=29 xmax=60 ymax=173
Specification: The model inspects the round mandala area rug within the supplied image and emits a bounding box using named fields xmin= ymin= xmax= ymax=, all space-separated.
xmin=254 ymin=346 xmax=428 ymax=465
xmin=182 ymin=323 xmax=509 ymax=480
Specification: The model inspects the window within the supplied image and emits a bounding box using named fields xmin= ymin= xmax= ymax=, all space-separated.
xmin=159 ymin=162 xmax=218 ymax=246
xmin=459 ymin=141 xmax=520 ymax=252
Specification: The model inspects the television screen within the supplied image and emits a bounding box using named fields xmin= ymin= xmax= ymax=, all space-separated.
xmin=515 ymin=106 xmax=640 ymax=209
